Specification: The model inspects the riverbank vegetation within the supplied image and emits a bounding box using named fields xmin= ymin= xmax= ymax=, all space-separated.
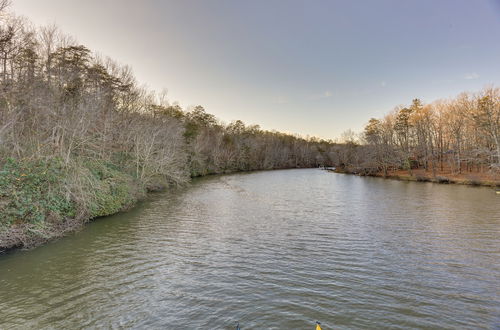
xmin=337 ymin=88 xmax=499 ymax=187
xmin=1 ymin=1 xmax=498 ymax=251
xmin=0 ymin=4 xmax=338 ymax=250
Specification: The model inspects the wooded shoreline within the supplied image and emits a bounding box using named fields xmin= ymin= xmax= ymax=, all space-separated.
xmin=1 ymin=4 xmax=499 ymax=252
xmin=332 ymin=168 xmax=500 ymax=188
xmin=0 ymin=165 xmax=318 ymax=253
xmin=4 ymin=164 xmax=497 ymax=253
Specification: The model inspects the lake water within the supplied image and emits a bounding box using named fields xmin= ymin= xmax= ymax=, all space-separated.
xmin=0 ymin=169 xmax=499 ymax=329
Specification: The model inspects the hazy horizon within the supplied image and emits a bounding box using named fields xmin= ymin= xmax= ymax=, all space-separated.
xmin=11 ymin=0 xmax=500 ymax=139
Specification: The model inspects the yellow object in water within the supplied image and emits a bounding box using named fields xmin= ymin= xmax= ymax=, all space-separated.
xmin=316 ymin=322 xmax=322 ymax=330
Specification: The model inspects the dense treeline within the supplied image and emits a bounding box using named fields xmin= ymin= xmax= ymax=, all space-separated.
xmin=344 ymin=88 xmax=499 ymax=181
xmin=0 ymin=4 xmax=337 ymax=249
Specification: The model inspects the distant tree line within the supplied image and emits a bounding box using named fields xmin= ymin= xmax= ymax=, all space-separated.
xmin=343 ymin=88 xmax=499 ymax=178
xmin=1 ymin=1 xmax=498 ymax=188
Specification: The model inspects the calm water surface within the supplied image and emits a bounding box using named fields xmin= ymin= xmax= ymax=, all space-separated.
xmin=0 ymin=169 xmax=499 ymax=329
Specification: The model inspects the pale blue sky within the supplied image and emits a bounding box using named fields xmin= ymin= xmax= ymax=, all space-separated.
xmin=12 ymin=0 xmax=500 ymax=139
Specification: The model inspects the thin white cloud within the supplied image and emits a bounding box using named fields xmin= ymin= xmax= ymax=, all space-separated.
xmin=309 ymin=91 xmax=332 ymax=100
xmin=380 ymin=81 xmax=387 ymax=87
xmin=464 ymin=72 xmax=479 ymax=80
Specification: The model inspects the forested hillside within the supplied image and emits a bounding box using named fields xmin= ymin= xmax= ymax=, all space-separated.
xmin=0 ymin=4 xmax=338 ymax=249
xmin=342 ymin=88 xmax=499 ymax=184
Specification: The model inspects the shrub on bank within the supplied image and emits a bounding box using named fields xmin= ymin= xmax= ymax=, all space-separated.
xmin=435 ymin=176 xmax=450 ymax=184
xmin=0 ymin=158 xmax=146 ymax=250
xmin=0 ymin=158 xmax=75 ymax=248
xmin=415 ymin=174 xmax=431 ymax=182
xmin=75 ymin=160 xmax=144 ymax=218
xmin=0 ymin=158 xmax=75 ymax=227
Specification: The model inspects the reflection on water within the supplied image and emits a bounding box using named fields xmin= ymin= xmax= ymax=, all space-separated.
xmin=0 ymin=169 xmax=499 ymax=329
